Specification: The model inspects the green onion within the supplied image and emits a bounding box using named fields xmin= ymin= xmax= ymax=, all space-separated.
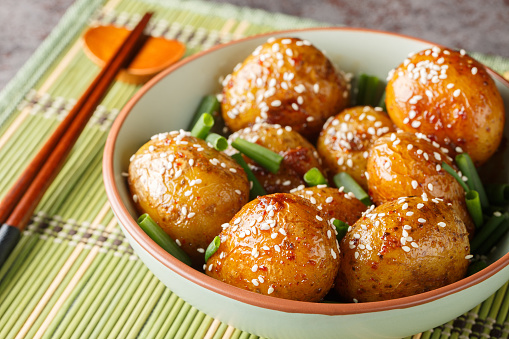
xmin=333 ymin=219 xmax=349 ymax=242
xmin=231 ymin=138 xmax=283 ymax=174
xmin=205 ymin=133 xmax=228 ymax=151
xmin=231 ymin=153 xmax=267 ymax=200
xmin=188 ymin=95 xmax=220 ymax=130
xmin=465 ymin=190 xmax=484 ymax=228
xmin=467 ymin=261 xmax=487 ymax=276
xmin=137 ymin=213 xmax=192 ymax=266
xmin=471 ymin=212 xmax=509 ymax=253
xmin=364 ymin=76 xmax=380 ymax=107
xmin=333 ymin=172 xmax=372 ymax=206
xmin=475 ymin=218 xmax=509 ymax=255
xmin=303 ymin=167 xmax=327 ymax=187
xmin=377 ymin=90 xmax=387 ymax=111
xmin=486 ymin=183 xmax=509 ymax=206
xmin=441 ymin=161 xmax=469 ymax=192
xmin=205 ymin=235 xmax=221 ymax=262
xmin=354 ymin=74 xmax=368 ymax=106
xmin=455 ymin=153 xmax=489 ymax=210
xmin=191 ymin=113 xmax=214 ymax=139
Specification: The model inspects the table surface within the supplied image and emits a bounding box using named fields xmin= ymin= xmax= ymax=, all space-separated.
xmin=1 ymin=0 xmax=509 ymax=90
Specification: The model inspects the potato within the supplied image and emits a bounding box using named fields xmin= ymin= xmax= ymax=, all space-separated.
xmin=291 ymin=186 xmax=367 ymax=225
xmin=366 ymin=131 xmax=475 ymax=237
xmin=206 ymin=193 xmax=340 ymax=302
xmin=317 ymin=106 xmax=395 ymax=189
xmin=128 ymin=131 xmax=250 ymax=266
xmin=227 ymin=123 xmax=325 ymax=193
xmin=385 ymin=46 xmax=505 ymax=166
xmin=221 ymin=37 xmax=350 ymax=139
xmin=335 ymin=196 xmax=470 ymax=302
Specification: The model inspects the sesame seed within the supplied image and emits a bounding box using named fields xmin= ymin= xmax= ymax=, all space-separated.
xmin=279 ymin=228 xmax=287 ymax=236
xmin=268 ymin=286 xmax=274 ymax=294
xmin=274 ymin=245 xmax=281 ymax=252
xmin=252 ymin=279 xmax=259 ymax=286
xmin=411 ymin=121 xmax=421 ymax=128
xmin=197 ymin=248 xmax=205 ymax=253
xmin=251 ymin=264 xmax=258 ymax=272
xmin=411 ymin=242 xmax=418 ymax=248
xmin=271 ymin=233 xmax=277 ymax=239
xmin=417 ymin=203 xmax=424 ymax=209
xmin=418 ymin=218 xmax=427 ymax=223
xmin=188 ymin=212 xmax=196 ymax=218
xmin=331 ymin=249 xmax=337 ymax=259
xmin=406 ymin=212 xmax=414 ymax=216
xmin=132 ymin=194 xmax=138 ymax=203
xmin=453 ymin=89 xmax=461 ymax=97
xmin=271 ymin=100 xmax=282 ymax=107
xmin=402 ymin=203 xmax=409 ymax=210
xmin=471 ymin=67 xmax=478 ymax=75
xmin=438 ymin=222 xmax=446 ymax=227
xmin=316 ymin=215 xmax=323 ymax=221
xmin=402 ymin=246 xmax=411 ymax=252
xmin=465 ymin=254 xmax=473 ymax=260
xmin=428 ymin=183 xmax=434 ymax=191
xmin=325 ymin=197 xmax=333 ymax=203
xmin=494 ymin=211 xmax=502 ymax=217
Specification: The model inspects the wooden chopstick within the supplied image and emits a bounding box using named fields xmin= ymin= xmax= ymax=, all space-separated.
xmin=0 ymin=12 xmax=153 ymax=267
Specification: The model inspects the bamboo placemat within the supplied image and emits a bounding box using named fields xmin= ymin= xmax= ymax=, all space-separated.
xmin=0 ymin=0 xmax=508 ymax=338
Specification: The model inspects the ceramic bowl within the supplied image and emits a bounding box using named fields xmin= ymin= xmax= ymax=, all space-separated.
xmin=103 ymin=28 xmax=509 ymax=339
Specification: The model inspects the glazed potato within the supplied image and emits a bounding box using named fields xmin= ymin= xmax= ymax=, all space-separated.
xmin=385 ymin=46 xmax=505 ymax=166
xmin=366 ymin=131 xmax=475 ymax=237
xmin=317 ymin=106 xmax=395 ymax=189
xmin=335 ymin=196 xmax=470 ymax=302
xmin=128 ymin=130 xmax=250 ymax=266
xmin=291 ymin=186 xmax=367 ymax=225
xmin=221 ymin=37 xmax=350 ymax=139
xmin=228 ymin=123 xmax=325 ymax=193
xmin=206 ymin=193 xmax=340 ymax=302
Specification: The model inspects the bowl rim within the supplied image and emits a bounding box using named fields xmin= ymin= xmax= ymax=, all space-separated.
xmin=103 ymin=26 xmax=509 ymax=316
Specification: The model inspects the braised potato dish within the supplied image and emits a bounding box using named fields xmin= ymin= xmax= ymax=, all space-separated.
xmin=206 ymin=193 xmax=340 ymax=301
xmin=128 ymin=130 xmax=249 ymax=266
xmin=227 ymin=123 xmax=324 ymax=193
xmin=385 ymin=47 xmax=505 ymax=166
xmin=128 ymin=39 xmax=506 ymax=304
xmin=317 ymin=106 xmax=395 ymax=189
xmin=335 ymin=196 xmax=470 ymax=302
xmin=221 ymin=37 xmax=350 ymax=139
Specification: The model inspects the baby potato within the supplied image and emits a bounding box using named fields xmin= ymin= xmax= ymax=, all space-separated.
xmin=228 ymin=123 xmax=325 ymax=193
xmin=385 ymin=46 xmax=505 ymax=166
xmin=206 ymin=193 xmax=340 ymax=302
xmin=221 ymin=37 xmax=350 ymax=139
xmin=366 ymin=131 xmax=475 ymax=237
xmin=335 ymin=196 xmax=470 ymax=302
xmin=316 ymin=106 xmax=396 ymax=189
xmin=291 ymin=186 xmax=367 ymax=225
xmin=128 ymin=130 xmax=250 ymax=266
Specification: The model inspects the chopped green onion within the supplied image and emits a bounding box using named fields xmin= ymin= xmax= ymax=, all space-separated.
xmin=231 ymin=138 xmax=283 ymax=174
xmin=364 ymin=76 xmax=380 ymax=107
xmin=467 ymin=261 xmax=487 ymax=276
xmin=441 ymin=161 xmax=469 ymax=192
xmin=205 ymin=235 xmax=221 ymax=262
xmin=455 ymin=153 xmax=489 ymax=210
xmin=333 ymin=219 xmax=349 ymax=242
xmin=231 ymin=153 xmax=267 ymax=200
xmin=205 ymin=133 xmax=228 ymax=151
xmin=486 ymin=183 xmax=509 ymax=206
xmin=465 ymin=190 xmax=484 ymax=228
xmin=191 ymin=113 xmax=214 ymax=139
xmin=377 ymin=90 xmax=387 ymax=111
xmin=303 ymin=167 xmax=327 ymax=187
xmin=333 ymin=172 xmax=372 ymax=206
xmin=188 ymin=95 xmax=220 ymax=130
xmin=354 ymin=74 xmax=368 ymax=106
xmin=137 ymin=213 xmax=192 ymax=266
xmin=475 ymin=218 xmax=509 ymax=255
xmin=471 ymin=212 xmax=509 ymax=253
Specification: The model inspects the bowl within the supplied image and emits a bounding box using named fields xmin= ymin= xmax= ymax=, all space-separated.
xmin=103 ymin=28 xmax=509 ymax=339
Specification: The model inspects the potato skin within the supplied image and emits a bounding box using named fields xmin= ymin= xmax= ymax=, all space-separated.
xmin=128 ymin=131 xmax=249 ymax=266
xmin=292 ymin=186 xmax=367 ymax=226
xmin=206 ymin=193 xmax=340 ymax=302
xmin=221 ymin=37 xmax=350 ymax=139
xmin=385 ymin=47 xmax=505 ymax=166
xmin=366 ymin=131 xmax=475 ymax=237
xmin=317 ymin=106 xmax=395 ymax=189
xmin=335 ymin=196 xmax=470 ymax=302
xmin=228 ymin=123 xmax=325 ymax=193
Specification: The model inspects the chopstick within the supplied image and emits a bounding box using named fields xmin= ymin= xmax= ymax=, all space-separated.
xmin=0 ymin=12 xmax=153 ymax=267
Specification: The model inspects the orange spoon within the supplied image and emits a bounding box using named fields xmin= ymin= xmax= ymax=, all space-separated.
xmin=83 ymin=25 xmax=186 ymax=84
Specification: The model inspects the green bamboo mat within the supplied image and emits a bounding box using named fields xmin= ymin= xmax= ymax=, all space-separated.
xmin=0 ymin=0 xmax=509 ymax=338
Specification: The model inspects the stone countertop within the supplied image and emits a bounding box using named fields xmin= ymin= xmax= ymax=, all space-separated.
xmin=1 ymin=0 xmax=509 ymax=90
